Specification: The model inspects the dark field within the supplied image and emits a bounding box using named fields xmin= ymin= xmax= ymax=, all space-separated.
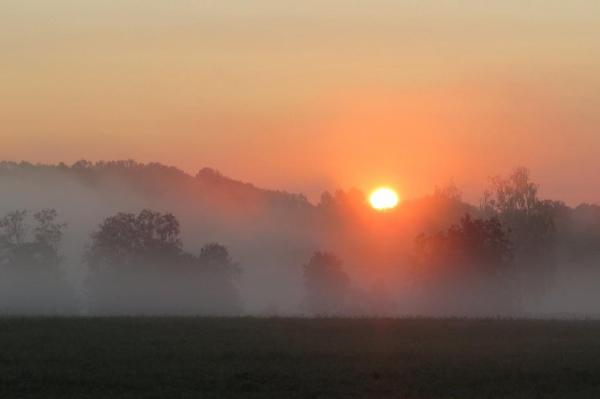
xmin=2 ymin=318 xmax=600 ymax=398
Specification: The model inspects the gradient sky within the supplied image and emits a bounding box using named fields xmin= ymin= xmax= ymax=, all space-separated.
xmin=2 ymin=1 xmax=600 ymax=204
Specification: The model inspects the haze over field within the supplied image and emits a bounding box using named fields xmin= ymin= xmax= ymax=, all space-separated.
xmin=1 ymin=161 xmax=600 ymax=317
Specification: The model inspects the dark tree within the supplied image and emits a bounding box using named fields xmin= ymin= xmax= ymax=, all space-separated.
xmin=0 ymin=209 xmax=67 ymax=272
xmin=33 ymin=209 xmax=65 ymax=250
xmin=0 ymin=210 xmax=28 ymax=247
xmin=0 ymin=209 xmax=74 ymax=314
xmin=188 ymin=243 xmax=241 ymax=314
xmin=197 ymin=243 xmax=239 ymax=274
xmin=415 ymin=214 xmax=515 ymax=315
xmin=481 ymin=167 xmax=555 ymax=255
xmin=481 ymin=167 xmax=561 ymax=295
xmin=303 ymin=251 xmax=350 ymax=315
xmin=85 ymin=209 xmax=182 ymax=271
xmin=86 ymin=210 xmax=240 ymax=315
xmin=416 ymin=214 xmax=512 ymax=274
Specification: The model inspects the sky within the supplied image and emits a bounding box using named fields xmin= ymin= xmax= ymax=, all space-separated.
xmin=2 ymin=1 xmax=600 ymax=204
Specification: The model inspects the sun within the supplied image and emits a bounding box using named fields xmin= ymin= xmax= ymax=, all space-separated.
xmin=369 ymin=187 xmax=399 ymax=211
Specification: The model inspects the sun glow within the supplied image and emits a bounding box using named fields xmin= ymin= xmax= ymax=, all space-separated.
xmin=369 ymin=187 xmax=399 ymax=211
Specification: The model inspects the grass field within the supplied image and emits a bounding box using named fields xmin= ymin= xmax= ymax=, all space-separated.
xmin=1 ymin=318 xmax=600 ymax=398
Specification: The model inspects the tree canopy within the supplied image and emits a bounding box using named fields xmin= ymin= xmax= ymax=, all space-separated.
xmin=303 ymin=251 xmax=350 ymax=315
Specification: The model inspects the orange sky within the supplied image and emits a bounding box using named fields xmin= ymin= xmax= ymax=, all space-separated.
xmin=2 ymin=1 xmax=600 ymax=204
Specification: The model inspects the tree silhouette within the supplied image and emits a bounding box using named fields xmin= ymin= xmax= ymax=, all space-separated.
xmin=0 ymin=209 xmax=74 ymax=314
xmin=189 ymin=243 xmax=241 ymax=314
xmin=303 ymin=251 xmax=350 ymax=315
xmin=85 ymin=210 xmax=182 ymax=271
xmin=197 ymin=243 xmax=240 ymax=274
xmin=481 ymin=167 xmax=555 ymax=255
xmin=33 ymin=209 xmax=65 ymax=251
xmin=481 ymin=167 xmax=562 ymax=295
xmin=416 ymin=214 xmax=512 ymax=274
xmin=415 ymin=214 xmax=514 ymax=315
xmin=86 ymin=209 xmax=240 ymax=315
xmin=0 ymin=210 xmax=28 ymax=247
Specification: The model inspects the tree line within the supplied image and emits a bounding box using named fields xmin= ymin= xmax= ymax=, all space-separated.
xmin=302 ymin=168 xmax=596 ymax=316
xmin=0 ymin=209 xmax=241 ymax=315
xmin=1 ymin=167 xmax=599 ymax=316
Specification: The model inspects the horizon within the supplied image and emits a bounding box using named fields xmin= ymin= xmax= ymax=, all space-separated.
xmin=1 ymin=158 xmax=595 ymax=207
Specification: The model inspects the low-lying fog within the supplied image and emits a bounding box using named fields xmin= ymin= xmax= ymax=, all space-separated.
xmin=1 ymin=161 xmax=599 ymax=318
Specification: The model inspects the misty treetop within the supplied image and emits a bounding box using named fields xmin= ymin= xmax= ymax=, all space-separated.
xmin=86 ymin=210 xmax=183 ymax=269
xmin=303 ymin=251 xmax=351 ymax=315
xmin=481 ymin=167 xmax=559 ymax=256
xmin=0 ymin=209 xmax=66 ymax=270
xmin=415 ymin=214 xmax=513 ymax=276
xmin=0 ymin=209 xmax=75 ymax=314
xmin=85 ymin=210 xmax=241 ymax=315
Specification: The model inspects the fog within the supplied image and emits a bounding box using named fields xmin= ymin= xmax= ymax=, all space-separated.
xmin=1 ymin=161 xmax=599 ymax=318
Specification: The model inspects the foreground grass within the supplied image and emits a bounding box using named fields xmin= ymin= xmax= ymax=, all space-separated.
xmin=1 ymin=318 xmax=600 ymax=398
